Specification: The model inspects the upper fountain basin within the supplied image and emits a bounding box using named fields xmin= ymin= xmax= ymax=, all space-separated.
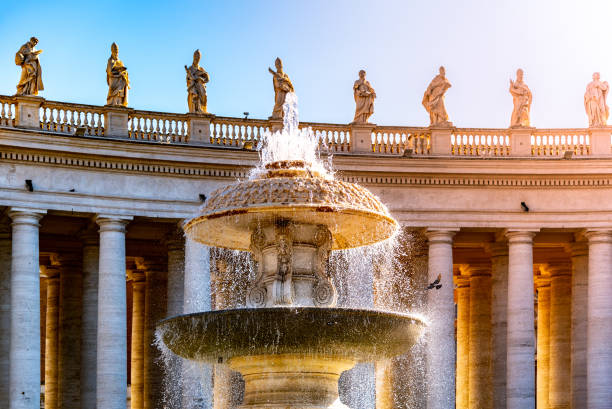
xmin=157 ymin=307 xmax=427 ymax=363
xmin=184 ymin=160 xmax=398 ymax=251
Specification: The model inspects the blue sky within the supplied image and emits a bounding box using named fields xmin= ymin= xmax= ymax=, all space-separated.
xmin=2 ymin=0 xmax=612 ymax=128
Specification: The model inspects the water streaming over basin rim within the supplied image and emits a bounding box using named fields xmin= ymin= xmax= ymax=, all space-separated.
xmin=157 ymin=307 xmax=427 ymax=364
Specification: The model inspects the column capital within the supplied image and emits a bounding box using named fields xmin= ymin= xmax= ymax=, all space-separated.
xmin=584 ymin=229 xmax=612 ymax=244
xmin=535 ymin=275 xmax=551 ymax=288
xmin=95 ymin=215 xmax=132 ymax=232
xmin=165 ymin=226 xmax=185 ymax=251
xmin=487 ymin=241 xmax=509 ymax=257
xmin=8 ymin=207 xmax=46 ymax=226
xmin=505 ymin=230 xmax=538 ymax=243
xmin=425 ymin=228 xmax=458 ymax=244
xmin=569 ymin=241 xmax=588 ymax=257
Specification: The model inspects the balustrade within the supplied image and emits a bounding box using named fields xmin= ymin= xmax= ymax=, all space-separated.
xmin=452 ymin=129 xmax=511 ymax=156
xmin=128 ymin=110 xmax=189 ymax=143
xmin=40 ymin=101 xmax=105 ymax=136
xmin=1 ymin=94 xmax=610 ymax=157
xmin=0 ymin=96 xmax=16 ymax=127
xmin=372 ymin=127 xmax=430 ymax=155
xmin=531 ymin=130 xmax=590 ymax=156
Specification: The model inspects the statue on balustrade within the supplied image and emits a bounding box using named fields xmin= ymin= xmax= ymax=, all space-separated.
xmin=106 ymin=43 xmax=130 ymax=107
xmin=185 ymin=49 xmax=209 ymax=114
xmin=15 ymin=37 xmax=44 ymax=96
xmin=352 ymin=70 xmax=376 ymax=124
xmin=509 ymin=68 xmax=532 ymax=127
xmin=268 ymin=57 xmax=294 ymax=119
xmin=422 ymin=66 xmax=452 ymax=126
xmin=584 ymin=72 xmax=609 ymax=127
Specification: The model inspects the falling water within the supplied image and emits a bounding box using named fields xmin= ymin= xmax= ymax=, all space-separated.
xmin=158 ymin=93 xmax=430 ymax=409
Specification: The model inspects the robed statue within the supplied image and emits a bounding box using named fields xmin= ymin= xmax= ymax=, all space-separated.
xmin=15 ymin=37 xmax=44 ymax=96
xmin=422 ymin=66 xmax=452 ymax=126
xmin=106 ymin=43 xmax=129 ymax=106
xmin=584 ymin=72 xmax=609 ymax=127
xmin=509 ymin=68 xmax=532 ymax=127
xmin=352 ymin=70 xmax=376 ymax=124
xmin=268 ymin=57 xmax=294 ymax=119
xmin=185 ymin=49 xmax=209 ymax=114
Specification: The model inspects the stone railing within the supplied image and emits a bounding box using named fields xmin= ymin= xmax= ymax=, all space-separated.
xmin=1 ymin=95 xmax=612 ymax=157
xmin=0 ymin=95 xmax=16 ymax=127
xmin=128 ymin=110 xmax=189 ymax=143
xmin=40 ymin=100 xmax=105 ymax=136
xmin=451 ymin=129 xmax=511 ymax=156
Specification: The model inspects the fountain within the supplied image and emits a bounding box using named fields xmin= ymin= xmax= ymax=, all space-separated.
xmin=157 ymin=93 xmax=427 ymax=408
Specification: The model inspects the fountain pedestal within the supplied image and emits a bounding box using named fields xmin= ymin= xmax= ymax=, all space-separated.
xmin=230 ymin=354 xmax=352 ymax=408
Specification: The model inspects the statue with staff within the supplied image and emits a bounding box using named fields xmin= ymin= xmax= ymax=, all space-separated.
xmin=584 ymin=72 xmax=609 ymax=127
xmin=185 ymin=49 xmax=210 ymax=114
xmin=268 ymin=57 xmax=294 ymax=119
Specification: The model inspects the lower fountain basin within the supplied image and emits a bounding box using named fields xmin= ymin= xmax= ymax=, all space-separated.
xmin=158 ymin=307 xmax=427 ymax=409
xmin=157 ymin=307 xmax=427 ymax=363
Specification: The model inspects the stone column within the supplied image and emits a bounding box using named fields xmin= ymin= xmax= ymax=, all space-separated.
xmin=182 ymin=237 xmax=213 ymax=409
xmin=96 ymin=215 xmax=130 ymax=409
xmin=130 ymin=273 xmax=146 ymax=409
xmin=536 ymin=276 xmax=550 ymax=409
xmin=143 ymin=263 xmax=167 ymax=409
xmin=44 ymin=273 xmax=60 ymax=409
xmin=490 ymin=242 xmax=508 ymax=409
xmin=58 ymin=255 xmax=82 ymax=409
xmin=585 ymin=230 xmax=612 ymax=408
xmin=505 ymin=230 xmax=536 ymax=409
xmin=81 ymin=234 xmax=99 ymax=408
xmin=468 ymin=268 xmax=492 ymax=409
xmin=455 ymin=276 xmax=470 ymax=409
xmin=548 ymin=265 xmax=571 ymax=409
xmin=570 ymin=242 xmax=587 ymax=408
xmin=0 ymin=231 xmax=10 ymax=409
xmin=8 ymin=208 xmax=45 ymax=409
xmin=425 ymin=229 xmax=456 ymax=409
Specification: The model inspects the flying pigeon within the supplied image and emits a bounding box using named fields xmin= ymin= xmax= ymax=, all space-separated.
xmin=427 ymin=274 xmax=442 ymax=290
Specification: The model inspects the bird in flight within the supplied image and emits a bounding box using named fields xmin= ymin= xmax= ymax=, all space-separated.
xmin=427 ymin=274 xmax=442 ymax=290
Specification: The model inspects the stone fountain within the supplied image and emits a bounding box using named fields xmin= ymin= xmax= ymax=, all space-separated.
xmin=157 ymin=94 xmax=427 ymax=408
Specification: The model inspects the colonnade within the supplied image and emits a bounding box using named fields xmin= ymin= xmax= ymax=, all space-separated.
xmin=427 ymin=229 xmax=612 ymax=409
xmin=2 ymin=210 xmax=612 ymax=408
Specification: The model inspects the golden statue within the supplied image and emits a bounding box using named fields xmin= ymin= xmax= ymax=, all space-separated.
xmin=509 ymin=68 xmax=532 ymax=127
xmin=15 ymin=37 xmax=44 ymax=96
xmin=106 ymin=43 xmax=129 ymax=106
xmin=584 ymin=72 xmax=609 ymax=127
xmin=185 ymin=49 xmax=209 ymax=114
xmin=352 ymin=70 xmax=376 ymax=124
xmin=422 ymin=66 xmax=452 ymax=126
xmin=268 ymin=57 xmax=294 ymax=119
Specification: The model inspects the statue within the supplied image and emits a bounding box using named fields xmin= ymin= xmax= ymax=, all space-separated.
xmin=584 ymin=72 xmax=609 ymax=127
xmin=352 ymin=70 xmax=376 ymax=124
xmin=185 ymin=49 xmax=209 ymax=114
xmin=15 ymin=37 xmax=44 ymax=96
xmin=422 ymin=66 xmax=452 ymax=126
xmin=268 ymin=57 xmax=294 ymax=119
xmin=106 ymin=43 xmax=129 ymax=106
xmin=509 ymin=68 xmax=532 ymax=127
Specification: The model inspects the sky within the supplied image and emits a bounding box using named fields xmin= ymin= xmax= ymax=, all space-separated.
xmin=2 ymin=0 xmax=612 ymax=128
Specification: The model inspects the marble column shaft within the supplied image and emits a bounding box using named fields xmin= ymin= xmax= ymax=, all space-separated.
xmin=8 ymin=209 xmax=44 ymax=409
xmin=506 ymin=231 xmax=536 ymax=409
xmin=0 ymin=234 xmax=10 ymax=409
xmin=570 ymin=243 xmax=588 ymax=409
xmin=549 ymin=269 xmax=571 ymax=409
xmin=130 ymin=278 xmax=145 ymax=409
xmin=58 ymin=257 xmax=82 ymax=409
xmin=455 ymin=278 xmax=470 ymax=409
xmin=81 ymin=237 xmax=99 ymax=408
xmin=425 ymin=229 xmax=456 ymax=409
xmin=490 ymin=243 xmax=508 ymax=409
xmin=96 ymin=216 xmax=129 ymax=409
xmin=469 ymin=271 xmax=492 ymax=409
xmin=44 ymin=275 xmax=60 ymax=409
xmin=536 ymin=279 xmax=550 ymax=409
xmin=585 ymin=231 xmax=612 ymax=409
